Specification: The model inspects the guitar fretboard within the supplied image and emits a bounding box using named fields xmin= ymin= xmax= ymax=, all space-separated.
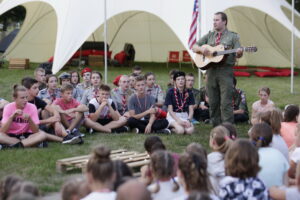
xmin=215 ymin=48 xmax=245 ymax=56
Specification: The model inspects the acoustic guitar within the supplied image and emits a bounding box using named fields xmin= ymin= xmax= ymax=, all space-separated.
xmin=194 ymin=44 xmax=257 ymax=70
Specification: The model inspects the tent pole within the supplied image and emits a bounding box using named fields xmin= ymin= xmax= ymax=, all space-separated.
xmin=198 ymin=0 xmax=202 ymax=89
xmin=104 ymin=0 xmax=108 ymax=84
xmin=291 ymin=0 xmax=295 ymax=94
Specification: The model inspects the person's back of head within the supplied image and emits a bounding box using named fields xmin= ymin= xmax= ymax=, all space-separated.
xmin=10 ymin=181 xmax=39 ymax=198
xmin=113 ymin=160 xmax=133 ymax=191
xmin=150 ymin=150 xmax=179 ymax=193
xmin=0 ymin=175 xmax=23 ymax=200
xmin=225 ymin=139 xmax=260 ymax=179
xmin=144 ymin=136 xmax=163 ymax=154
xmin=61 ymin=176 xmax=91 ymax=200
xmin=116 ymin=179 xmax=151 ymax=200
xmin=178 ymin=152 xmax=212 ymax=193
xmin=185 ymin=143 xmax=207 ymax=160
xmin=221 ymin=122 xmax=237 ymax=140
xmin=259 ymin=109 xmax=282 ymax=134
xmin=284 ymin=104 xmax=299 ymax=122
xmin=86 ymin=145 xmax=114 ymax=188
xmin=250 ymin=122 xmax=273 ymax=148
xmin=209 ymin=125 xmax=232 ymax=154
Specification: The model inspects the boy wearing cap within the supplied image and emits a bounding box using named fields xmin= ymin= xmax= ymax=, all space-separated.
xmin=127 ymin=75 xmax=169 ymax=134
xmin=76 ymin=67 xmax=92 ymax=95
xmin=165 ymin=71 xmax=195 ymax=134
xmin=59 ymin=72 xmax=82 ymax=101
xmin=111 ymin=75 xmax=133 ymax=116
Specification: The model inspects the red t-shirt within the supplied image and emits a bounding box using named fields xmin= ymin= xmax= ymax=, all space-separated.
xmin=2 ymin=102 xmax=40 ymax=135
xmin=53 ymin=98 xmax=80 ymax=120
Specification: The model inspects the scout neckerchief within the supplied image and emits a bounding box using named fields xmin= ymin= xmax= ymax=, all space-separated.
xmin=215 ymin=32 xmax=222 ymax=45
xmin=173 ymin=87 xmax=189 ymax=112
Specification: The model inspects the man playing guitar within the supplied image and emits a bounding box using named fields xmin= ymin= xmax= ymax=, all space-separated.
xmin=192 ymin=12 xmax=243 ymax=126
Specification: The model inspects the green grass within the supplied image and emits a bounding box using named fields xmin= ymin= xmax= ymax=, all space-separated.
xmin=0 ymin=62 xmax=299 ymax=194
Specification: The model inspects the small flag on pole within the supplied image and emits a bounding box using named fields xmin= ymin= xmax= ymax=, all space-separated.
xmin=188 ymin=0 xmax=199 ymax=49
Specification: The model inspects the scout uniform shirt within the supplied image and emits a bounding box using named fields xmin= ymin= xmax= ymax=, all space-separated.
xmin=111 ymin=87 xmax=134 ymax=115
xmin=232 ymin=88 xmax=249 ymax=115
xmin=38 ymin=88 xmax=61 ymax=102
xmin=196 ymin=28 xmax=241 ymax=67
xmin=145 ymin=84 xmax=164 ymax=104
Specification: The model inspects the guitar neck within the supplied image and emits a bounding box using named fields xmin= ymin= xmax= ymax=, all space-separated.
xmin=216 ymin=47 xmax=244 ymax=56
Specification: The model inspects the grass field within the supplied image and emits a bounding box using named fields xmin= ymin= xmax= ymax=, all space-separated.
xmin=0 ymin=62 xmax=299 ymax=195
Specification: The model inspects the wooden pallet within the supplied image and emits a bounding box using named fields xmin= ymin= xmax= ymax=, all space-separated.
xmin=9 ymin=58 xmax=29 ymax=69
xmin=56 ymin=149 xmax=150 ymax=173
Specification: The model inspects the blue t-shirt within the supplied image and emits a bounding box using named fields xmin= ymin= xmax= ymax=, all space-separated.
xmin=258 ymin=147 xmax=289 ymax=188
xmin=165 ymin=88 xmax=195 ymax=112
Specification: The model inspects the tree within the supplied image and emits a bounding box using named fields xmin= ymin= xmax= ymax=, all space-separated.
xmin=0 ymin=6 xmax=26 ymax=32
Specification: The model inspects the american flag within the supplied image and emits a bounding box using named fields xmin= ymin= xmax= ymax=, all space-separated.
xmin=188 ymin=0 xmax=199 ymax=49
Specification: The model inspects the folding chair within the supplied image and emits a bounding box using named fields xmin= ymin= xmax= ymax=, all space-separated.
xmin=167 ymin=51 xmax=180 ymax=68
xmin=181 ymin=50 xmax=194 ymax=68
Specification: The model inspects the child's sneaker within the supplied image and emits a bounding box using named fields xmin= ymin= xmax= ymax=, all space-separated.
xmin=72 ymin=128 xmax=85 ymax=137
xmin=155 ymin=128 xmax=171 ymax=134
xmin=62 ymin=134 xmax=81 ymax=144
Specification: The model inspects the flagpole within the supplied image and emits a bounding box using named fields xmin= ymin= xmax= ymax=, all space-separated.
xmin=291 ymin=0 xmax=295 ymax=94
xmin=104 ymin=0 xmax=108 ymax=84
xmin=198 ymin=0 xmax=202 ymax=89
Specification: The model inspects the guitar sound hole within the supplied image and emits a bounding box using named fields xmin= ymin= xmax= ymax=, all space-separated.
xmin=212 ymin=51 xmax=217 ymax=57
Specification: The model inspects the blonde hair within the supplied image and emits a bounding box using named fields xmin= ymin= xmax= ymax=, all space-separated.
xmin=210 ymin=126 xmax=232 ymax=154
xmin=12 ymin=85 xmax=27 ymax=98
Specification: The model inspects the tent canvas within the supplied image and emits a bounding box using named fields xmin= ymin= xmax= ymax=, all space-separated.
xmin=0 ymin=0 xmax=299 ymax=74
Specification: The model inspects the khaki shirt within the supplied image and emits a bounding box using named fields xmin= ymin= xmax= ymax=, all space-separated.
xmin=145 ymin=84 xmax=164 ymax=104
xmin=111 ymin=87 xmax=134 ymax=115
xmin=196 ymin=29 xmax=241 ymax=66
xmin=233 ymin=88 xmax=249 ymax=115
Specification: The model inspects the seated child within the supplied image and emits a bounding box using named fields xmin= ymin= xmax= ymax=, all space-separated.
xmin=288 ymin=124 xmax=300 ymax=179
xmin=270 ymin=162 xmax=300 ymax=200
xmin=53 ymin=84 xmax=88 ymax=139
xmin=144 ymin=72 xmax=164 ymax=107
xmin=129 ymin=73 xmax=138 ymax=91
xmin=250 ymin=123 xmax=289 ymax=188
xmin=38 ymin=75 xmax=61 ymax=104
xmin=70 ymin=71 xmax=80 ymax=88
xmin=21 ymin=77 xmax=80 ymax=144
xmin=132 ymin=65 xmax=142 ymax=75
xmin=185 ymin=73 xmax=201 ymax=124
xmin=58 ymin=72 xmax=81 ymax=102
xmin=147 ymin=150 xmax=184 ymax=200
xmin=0 ymin=98 xmax=9 ymax=120
xmin=207 ymin=125 xmax=232 ymax=193
xmin=220 ymin=139 xmax=269 ymax=199
xmin=0 ymin=85 xmax=54 ymax=148
xmin=76 ymin=67 xmax=92 ymax=97
xmin=233 ymin=77 xmax=249 ymax=123
xmin=111 ymin=75 xmax=134 ymax=116
xmin=127 ymin=76 xmax=169 ymax=134
xmin=165 ymin=71 xmax=195 ymax=134
xmin=84 ymin=84 xmax=128 ymax=133
xmin=281 ymin=104 xmax=299 ymax=148
xmin=81 ymin=71 xmax=102 ymax=105
xmin=251 ymin=87 xmax=274 ymax=124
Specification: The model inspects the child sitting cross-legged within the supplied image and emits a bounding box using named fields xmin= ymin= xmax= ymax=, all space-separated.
xmin=0 ymin=85 xmax=59 ymax=148
xmin=53 ymin=83 xmax=88 ymax=141
xmin=165 ymin=71 xmax=195 ymax=134
xmin=127 ymin=75 xmax=169 ymax=134
xmin=219 ymin=139 xmax=269 ymax=199
xmin=84 ymin=84 xmax=128 ymax=133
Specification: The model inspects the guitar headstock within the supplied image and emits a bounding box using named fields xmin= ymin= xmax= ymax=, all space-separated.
xmin=244 ymin=46 xmax=257 ymax=53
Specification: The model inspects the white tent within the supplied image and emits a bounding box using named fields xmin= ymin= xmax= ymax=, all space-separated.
xmin=0 ymin=0 xmax=299 ymax=74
